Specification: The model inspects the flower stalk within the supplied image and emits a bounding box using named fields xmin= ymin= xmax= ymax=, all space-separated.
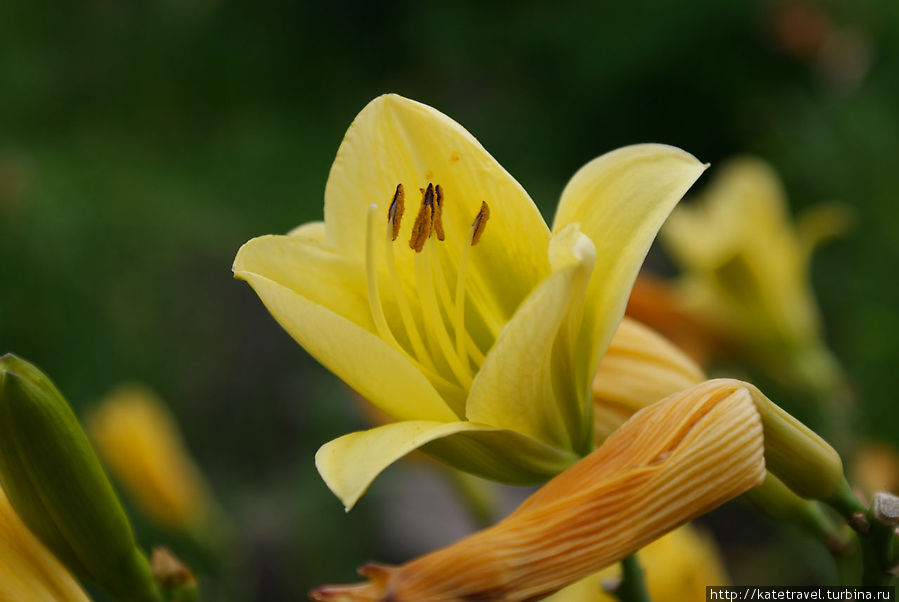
xmin=606 ymin=555 xmax=652 ymax=602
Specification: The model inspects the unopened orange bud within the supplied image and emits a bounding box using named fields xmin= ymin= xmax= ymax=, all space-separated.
xmin=592 ymin=317 xmax=705 ymax=442
xmin=311 ymin=380 xmax=767 ymax=601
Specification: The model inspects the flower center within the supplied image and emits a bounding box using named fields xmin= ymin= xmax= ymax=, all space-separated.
xmin=364 ymin=183 xmax=493 ymax=414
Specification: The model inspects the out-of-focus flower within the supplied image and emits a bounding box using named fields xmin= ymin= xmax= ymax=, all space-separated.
xmin=0 ymin=483 xmax=91 ymax=602
xmin=661 ymin=157 xmax=851 ymax=393
xmin=233 ymin=94 xmax=707 ymax=509
xmin=852 ymin=443 xmax=899 ymax=497
xmin=544 ymin=524 xmax=729 ymax=602
xmin=87 ymin=385 xmax=218 ymax=535
xmin=311 ymin=379 xmax=768 ymax=601
xmin=625 ymin=272 xmax=730 ymax=367
xmin=0 ymin=354 xmax=160 ymax=602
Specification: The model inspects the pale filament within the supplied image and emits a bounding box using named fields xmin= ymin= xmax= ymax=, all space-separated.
xmin=366 ymin=183 xmax=497 ymax=394
xmin=364 ymin=204 xmax=458 ymax=392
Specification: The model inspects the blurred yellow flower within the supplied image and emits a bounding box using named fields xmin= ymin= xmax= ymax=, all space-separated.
xmin=661 ymin=157 xmax=851 ymax=390
xmin=233 ymin=94 xmax=707 ymax=509
xmin=311 ymin=379 xmax=767 ymax=601
xmin=88 ymin=385 xmax=216 ymax=533
xmin=0 ymin=483 xmax=91 ymax=602
xmin=852 ymin=442 xmax=899 ymax=497
xmin=545 ymin=524 xmax=729 ymax=602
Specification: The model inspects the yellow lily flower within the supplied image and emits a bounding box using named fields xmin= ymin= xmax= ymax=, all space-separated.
xmin=661 ymin=157 xmax=851 ymax=389
xmin=545 ymin=524 xmax=729 ymax=602
xmin=87 ymin=385 xmax=218 ymax=535
xmin=233 ymin=94 xmax=706 ymax=509
xmin=0 ymin=483 xmax=91 ymax=602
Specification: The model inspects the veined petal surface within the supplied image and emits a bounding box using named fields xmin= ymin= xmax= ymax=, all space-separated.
xmin=552 ymin=144 xmax=707 ymax=388
xmin=316 ymin=420 xmax=578 ymax=510
xmin=466 ymin=226 xmax=596 ymax=451
xmin=234 ymin=234 xmax=456 ymax=423
xmin=324 ymin=94 xmax=551 ymax=320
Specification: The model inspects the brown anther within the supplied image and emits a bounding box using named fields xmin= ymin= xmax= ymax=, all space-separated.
xmin=409 ymin=184 xmax=434 ymax=252
xmin=388 ymin=183 xmax=405 ymax=241
xmin=470 ymin=201 xmax=490 ymax=246
xmin=433 ymin=184 xmax=446 ymax=241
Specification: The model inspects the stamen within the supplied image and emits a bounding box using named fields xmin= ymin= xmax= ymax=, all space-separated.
xmin=409 ymin=184 xmax=434 ymax=252
xmin=454 ymin=204 xmax=499 ymax=367
xmin=388 ymin=184 xmax=404 ymax=241
xmin=433 ymin=184 xmax=445 ymax=241
xmin=384 ymin=199 xmax=437 ymax=372
xmin=365 ymin=204 xmax=404 ymax=351
xmin=415 ymin=241 xmax=473 ymax=388
xmin=471 ymin=201 xmax=490 ymax=246
xmin=370 ymin=201 xmax=462 ymax=394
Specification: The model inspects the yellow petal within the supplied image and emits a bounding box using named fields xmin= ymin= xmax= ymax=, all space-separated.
xmin=324 ymin=94 xmax=551 ymax=320
xmin=234 ymin=234 xmax=456 ymax=423
xmin=465 ymin=227 xmax=596 ymax=450
xmin=796 ymin=202 xmax=854 ymax=262
xmin=552 ymin=144 xmax=707 ymax=389
xmin=235 ymin=224 xmax=372 ymax=328
xmin=663 ymin=158 xmax=787 ymax=271
xmin=316 ymin=421 xmax=578 ymax=510
xmin=0 ymin=485 xmax=91 ymax=602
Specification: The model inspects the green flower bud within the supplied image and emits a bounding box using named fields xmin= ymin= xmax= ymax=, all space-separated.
xmin=0 ymin=354 xmax=161 ymax=602
xmin=743 ymin=381 xmax=845 ymax=501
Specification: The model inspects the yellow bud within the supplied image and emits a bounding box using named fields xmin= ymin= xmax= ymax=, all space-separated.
xmin=87 ymin=385 xmax=216 ymax=533
xmin=0 ymin=354 xmax=160 ymax=602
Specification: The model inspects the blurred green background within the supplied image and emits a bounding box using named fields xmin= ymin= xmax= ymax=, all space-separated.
xmin=1 ymin=0 xmax=898 ymax=599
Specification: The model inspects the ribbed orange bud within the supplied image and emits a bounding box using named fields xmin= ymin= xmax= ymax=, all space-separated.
xmin=592 ymin=317 xmax=705 ymax=442
xmin=311 ymin=381 xmax=767 ymax=602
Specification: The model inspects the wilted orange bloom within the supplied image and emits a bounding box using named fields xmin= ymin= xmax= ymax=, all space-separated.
xmin=592 ymin=317 xmax=705 ymax=442
xmin=311 ymin=380 xmax=767 ymax=602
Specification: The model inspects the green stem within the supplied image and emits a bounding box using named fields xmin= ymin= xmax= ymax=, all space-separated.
xmin=859 ymin=521 xmax=895 ymax=586
xmin=609 ymin=554 xmax=652 ymax=602
xmin=826 ymin=485 xmax=898 ymax=586
xmin=442 ymin=467 xmax=498 ymax=529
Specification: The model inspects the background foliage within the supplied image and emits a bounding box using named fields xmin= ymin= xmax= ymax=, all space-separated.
xmin=1 ymin=0 xmax=897 ymax=599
